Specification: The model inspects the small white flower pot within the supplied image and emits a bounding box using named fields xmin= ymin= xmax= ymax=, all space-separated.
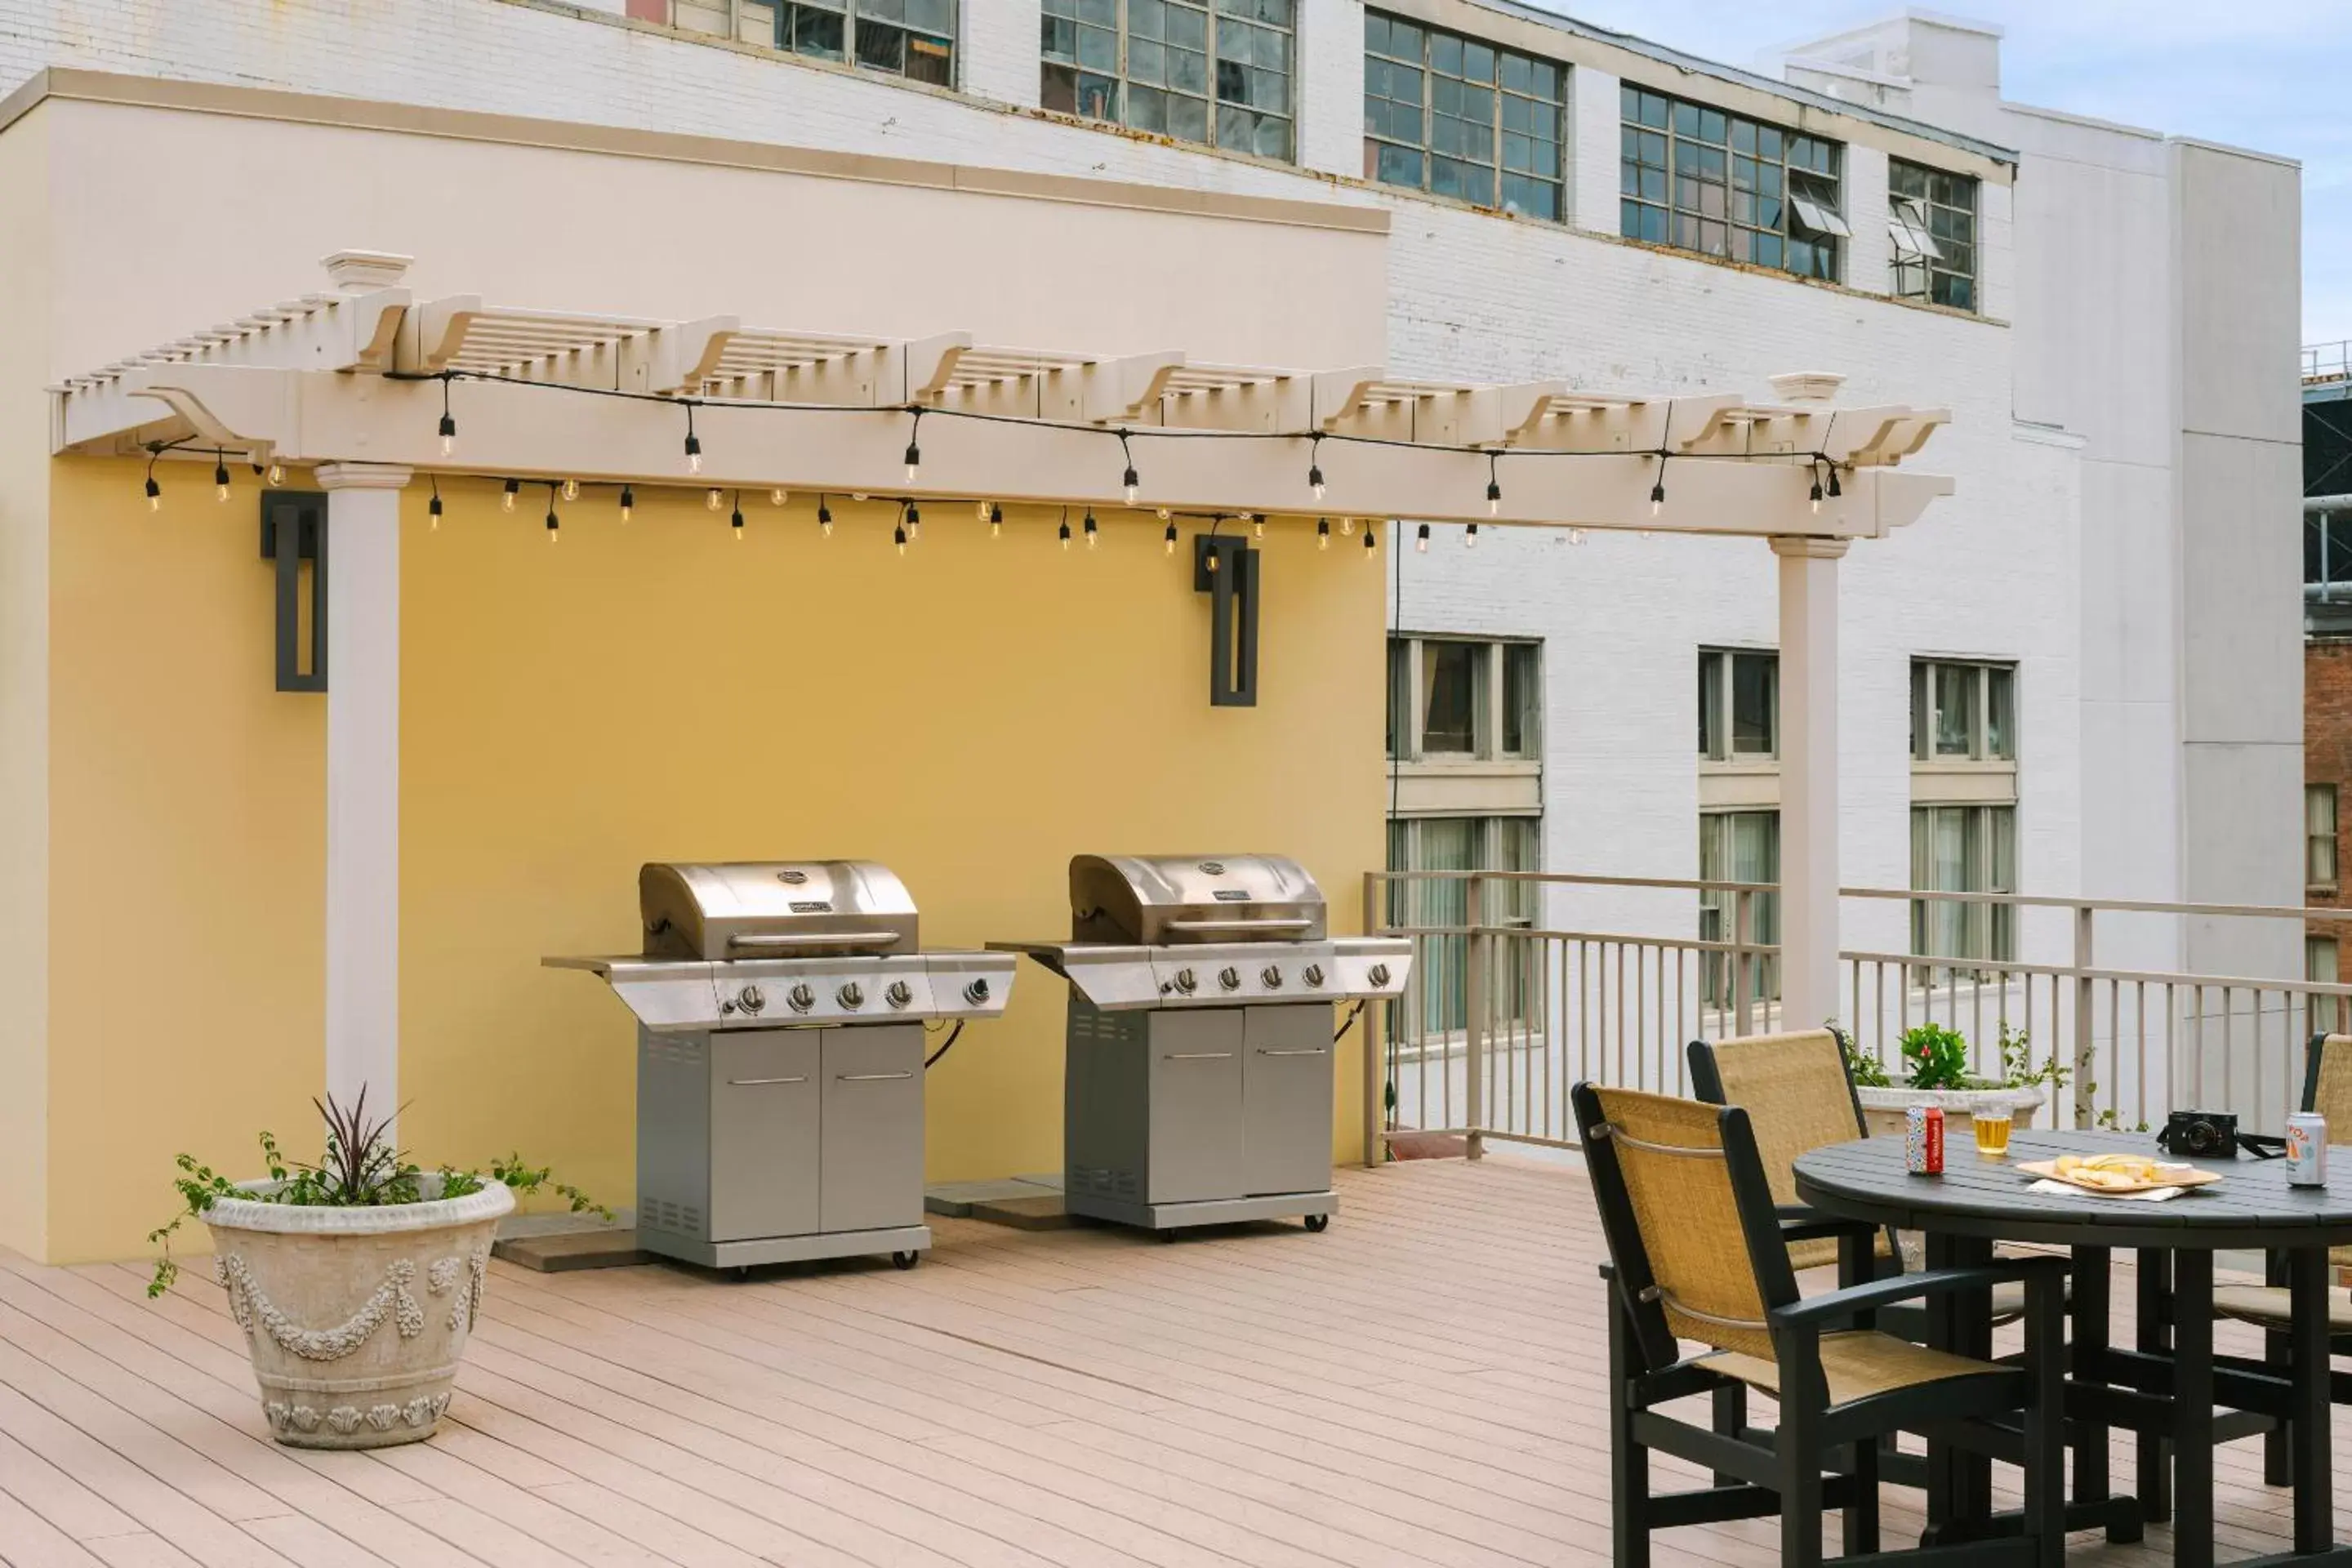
xmin=1855 ymin=1085 xmax=2050 ymax=1140
xmin=201 ymin=1175 xmax=514 ymax=1449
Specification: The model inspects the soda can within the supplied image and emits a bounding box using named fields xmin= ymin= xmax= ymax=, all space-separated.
xmin=1906 ymin=1106 xmax=1946 ymax=1175
xmin=2285 ymin=1113 xmax=2329 ymax=1188
xmin=1924 ymin=1106 xmax=1946 ymax=1174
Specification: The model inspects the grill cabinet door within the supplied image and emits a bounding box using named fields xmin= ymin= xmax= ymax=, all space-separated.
xmin=1242 ymin=1004 xmax=1335 ymax=1196
xmin=707 ymin=1031 xmax=821 ymax=1241
xmin=820 ymin=1025 xmax=926 ymax=1233
xmin=1147 ymin=1010 xmax=1247 ymax=1204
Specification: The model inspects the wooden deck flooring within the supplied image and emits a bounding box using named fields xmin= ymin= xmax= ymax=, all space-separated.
xmin=0 ymin=1156 xmax=2342 ymax=1567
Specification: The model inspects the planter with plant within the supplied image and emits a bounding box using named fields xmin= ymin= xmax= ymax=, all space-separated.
xmin=1833 ymin=1021 xmax=2061 ymax=1138
xmin=151 ymin=1093 xmax=604 ymax=1450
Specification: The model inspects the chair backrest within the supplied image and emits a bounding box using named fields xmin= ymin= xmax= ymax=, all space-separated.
xmin=1687 ymin=1030 xmax=1870 ymax=1209
xmin=2305 ymin=1034 xmax=2352 ymax=1125
xmin=1573 ymin=1080 xmax=1797 ymax=1370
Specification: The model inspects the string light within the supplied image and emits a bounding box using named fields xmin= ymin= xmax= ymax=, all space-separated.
xmin=1650 ymin=452 xmax=1668 ymax=517
xmin=1119 ymin=431 xmax=1139 ymax=506
xmin=265 ymin=461 xmax=285 ymax=485
xmin=1827 ymin=464 xmax=1842 ymax=499
xmin=619 ymin=485 xmax=634 ymax=523
xmin=145 ymin=448 xmax=162 ymax=512
xmin=1307 ymin=432 xmax=1325 ymax=502
xmin=438 ymin=375 xmax=457 ymax=457
xmin=976 ymin=499 xmax=991 ymax=524
xmin=562 ymin=477 xmax=580 ymax=502
xmin=1058 ymin=509 xmax=1071 ymax=551
xmin=1570 ymin=528 xmax=1587 ymax=546
xmin=1164 ymin=518 xmax=1178 ymax=555
xmin=894 ymin=501 xmax=908 ymax=557
xmin=1486 ymin=452 xmax=1502 ymax=517
xmin=818 ymin=496 xmax=834 ymax=537
xmin=706 ymin=487 xmax=723 ymax=512
xmin=730 ymin=490 xmax=744 ymax=541
xmin=428 ymin=476 xmax=443 ymax=531
xmin=1810 ymin=465 xmax=1824 ymax=514
xmin=770 ymin=488 xmax=786 ymax=507
xmin=214 ymin=451 xmax=230 ymax=503
xmin=1156 ymin=506 xmax=1171 ymax=521
xmin=1317 ymin=517 xmax=1330 ymax=550
xmin=545 ymin=482 xmax=560 ymax=545
xmin=905 ymin=501 xmax=921 ymax=541
xmin=1363 ymin=523 xmax=1377 ymax=557
xmin=1464 ymin=522 xmax=1478 ymax=548
xmin=684 ymin=403 xmax=702 ymax=474
xmin=1252 ymin=513 xmax=1265 ymax=540
xmin=501 ymin=478 xmax=519 ymax=514
xmin=1340 ymin=516 xmax=1354 ymax=536
xmin=989 ymin=502 xmax=1004 ymax=539
xmin=1084 ymin=510 xmax=1098 ymax=550
xmin=1415 ymin=522 xmax=1430 ymax=553
xmin=903 ymin=408 xmax=923 ymax=484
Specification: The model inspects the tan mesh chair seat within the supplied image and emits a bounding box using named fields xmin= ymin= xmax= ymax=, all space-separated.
xmin=2211 ymin=1285 xmax=2352 ymax=1334
xmin=1701 ymin=1330 xmax=2005 ymax=1408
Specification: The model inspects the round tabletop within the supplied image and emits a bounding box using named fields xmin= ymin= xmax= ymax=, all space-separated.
xmin=1793 ymin=1129 xmax=2352 ymax=1250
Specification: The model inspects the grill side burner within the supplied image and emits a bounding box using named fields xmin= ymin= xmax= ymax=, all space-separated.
xmin=550 ymin=860 xmax=1013 ymax=1273
xmin=995 ymin=853 xmax=1410 ymax=1236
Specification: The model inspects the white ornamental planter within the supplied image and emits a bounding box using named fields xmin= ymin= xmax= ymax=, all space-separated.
xmin=202 ymin=1175 xmax=514 ymax=1449
xmin=1855 ymin=1085 xmax=2049 ymax=1140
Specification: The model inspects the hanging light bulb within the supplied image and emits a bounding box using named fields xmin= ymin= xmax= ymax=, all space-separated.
xmin=1415 ymin=522 xmax=1431 ymax=553
xmin=438 ymin=376 xmax=457 ymax=457
xmin=989 ymin=502 xmax=1004 ymax=539
xmin=546 ymin=485 xmax=560 ymax=545
xmin=1156 ymin=506 xmax=1171 ymax=521
xmin=1058 ymin=514 xmax=1072 ymax=551
xmin=214 ymin=453 xmax=230 ymax=502
xmin=1827 ymin=465 xmax=1842 ymax=499
xmin=1464 ymin=522 xmax=1479 ymax=549
xmin=684 ymin=403 xmax=702 ymax=474
xmin=145 ymin=474 xmax=162 ymax=512
xmin=903 ymin=409 xmax=923 ymax=483
xmin=1120 ymin=434 xmax=1140 ymax=507
xmin=1570 ymin=528 xmax=1587 ymax=546
xmin=1307 ymin=433 xmax=1325 ymax=502
xmin=1084 ymin=510 xmax=1099 ymax=550
xmin=562 ymin=477 xmax=580 ymax=502
xmin=428 ymin=480 xmax=443 ymax=532
xmin=818 ymin=497 xmax=834 ymax=537
xmin=731 ymin=492 xmax=744 ymax=541
xmin=893 ymin=522 xmax=908 ymax=556
xmin=1650 ymin=454 xmax=1668 ymax=518
xmin=1340 ymin=516 xmax=1355 ymax=536
xmin=266 ymin=461 xmax=285 ymax=486
xmin=1164 ymin=519 xmax=1178 ymax=555
xmin=502 ymin=479 xmax=519 ymax=514
xmin=619 ymin=485 xmax=635 ymax=523
xmin=1363 ymin=524 xmax=1377 ymax=557
xmin=905 ymin=501 xmax=921 ymax=541
xmin=706 ymin=487 xmax=723 ymax=512
xmin=1810 ymin=474 xmax=1824 ymax=514
xmin=1317 ymin=517 xmax=1330 ymax=550
xmin=1486 ymin=452 xmax=1502 ymax=518
xmin=976 ymin=499 xmax=991 ymax=523
xmin=1252 ymin=513 xmax=1265 ymax=540
xmin=770 ymin=488 xmax=786 ymax=507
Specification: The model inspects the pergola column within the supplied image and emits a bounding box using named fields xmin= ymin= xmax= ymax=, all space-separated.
xmin=1773 ymin=535 xmax=1847 ymax=1032
xmin=314 ymin=463 xmax=410 ymax=1117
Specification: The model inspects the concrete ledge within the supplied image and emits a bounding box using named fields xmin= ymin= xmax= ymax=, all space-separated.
xmin=492 ymin=1228 xmax=650 ymax=1272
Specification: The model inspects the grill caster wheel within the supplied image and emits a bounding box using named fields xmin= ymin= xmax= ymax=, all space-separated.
xmin=733 ymin=1265 xmax=753 ymax=1281
xmin=891 ymin=1250 xmax=919 ymax=1271
xmin=1303 ymin=1214 xmax=1330 ymax=1233
xmin=1158 ymin=1228 xmax=1179 ymax=1243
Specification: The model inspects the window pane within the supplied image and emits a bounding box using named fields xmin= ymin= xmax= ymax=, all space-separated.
xmin=1421 ymin=641 xmax=1483 ymax=753
xmin=2312 ymin=784 xmax=2340 ymax=884
xmin=1387 ymin=637 xmax=1410 ymax=759
xmin=1502 ymin=644 xmax=1540 ymax=755
xmin=1934 ymin=663 xmax=1976 ymax=756
xmin=1698 ymin=652 xmax=1722 ymax=758
xmin=1986 ymin=666 xmax=2015 ymax=760
xmin=1731 ymin=652 xmax=1775 ymax=756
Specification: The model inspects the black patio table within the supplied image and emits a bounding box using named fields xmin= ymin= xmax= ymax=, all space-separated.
xmin=1793 ymin=1129 xmax=2352 ymax=1568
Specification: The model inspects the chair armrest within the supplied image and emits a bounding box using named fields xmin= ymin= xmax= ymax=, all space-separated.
xmin=1768 ymin=1255 xmax=2069 ymax=1329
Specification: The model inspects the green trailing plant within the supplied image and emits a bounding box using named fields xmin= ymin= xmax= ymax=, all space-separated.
xmin=149 ymin=1089 xmax=607 ymax=1297
xmin=1824 ymin=1018 xmax=1889 ymax=1088
xmin=1899 ymin=1022 xmax=1972 ymax=1091
xmin=1989 ymin=1024 xmax=2070 ymax=1094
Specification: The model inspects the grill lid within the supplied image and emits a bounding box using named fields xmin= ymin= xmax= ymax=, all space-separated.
xmin=1069 ymin=854 xmax=1326 ymax=946
xmin=640 ymin=861 xmax=917 ymax=960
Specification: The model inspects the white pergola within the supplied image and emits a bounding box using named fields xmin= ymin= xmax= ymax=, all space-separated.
xmin=52 ymin=250 xmax=1959 ymax=1109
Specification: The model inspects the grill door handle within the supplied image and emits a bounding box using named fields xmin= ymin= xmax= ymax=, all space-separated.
xmin=837 ymin=1071 xmax=915 ymax=1082
xmin=1256 ymin=1048 xmax=1329 ymax=1058
xmin=1161 ymin=917 xmax=1316 ymax=935
xmin=728 ymin=931 xmax=906 ymax=949
xmin=1163 ymin=1051 xmax=1235 ymax=1061
xmin=727 ymin=1076 xmax=808 ymax=1086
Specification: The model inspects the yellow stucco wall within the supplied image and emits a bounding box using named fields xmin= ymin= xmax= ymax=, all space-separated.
xmin=28 ymin=465 xmax=1383 ymax=1259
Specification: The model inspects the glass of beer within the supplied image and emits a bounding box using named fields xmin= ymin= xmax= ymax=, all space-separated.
xmin=1973 ymin=1110 xmax=2013 ymax=1157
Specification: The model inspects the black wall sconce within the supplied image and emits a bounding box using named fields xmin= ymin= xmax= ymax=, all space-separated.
xmin=1193 ymin=533 xmax=1259 ymax=707
xmin=259 ymin=489 xmax=327 ymax=692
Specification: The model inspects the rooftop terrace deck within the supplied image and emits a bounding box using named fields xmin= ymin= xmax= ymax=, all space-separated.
xmin=0 ymin=1158 xmax=2340 ymax=1567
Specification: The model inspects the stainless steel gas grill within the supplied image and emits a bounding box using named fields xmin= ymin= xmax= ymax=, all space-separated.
xmin=994 ymin=854 xmax=1410 ymax=1235
xmin=549 ymin=861 xmax=1013 ymax=1272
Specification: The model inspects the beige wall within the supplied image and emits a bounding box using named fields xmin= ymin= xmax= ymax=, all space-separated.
xmin=7 ymin=89 xmax=1392 ymax=1261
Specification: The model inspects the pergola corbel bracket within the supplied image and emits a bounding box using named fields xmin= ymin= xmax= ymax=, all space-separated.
xmin=408 ymin=295 xmax=483 ymax=374
xmin=1084 ymin=352 xmax=1185 ymax=425
xmin=640 ymin=317 xmax=741 ymax=397
xmin=1310 ymin=368 xmax=1383 ymax=433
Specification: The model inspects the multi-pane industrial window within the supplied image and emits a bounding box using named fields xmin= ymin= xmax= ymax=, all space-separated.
xmin=2310 ymin=784 xmax=2340 ymax=889
xmin=1699 ymin=811 xmax=1780 ymax=1006
xmin=1362 ymin=12 xmax=1566 ymax=220
xmin=1911 ymin=659 xmax=2016 ymax=761
xmin=1040 ymin=0 xmax=1295 ymax=161
xmin=697 ymin=0 xmax=954 ymax=85
xmin=1698 ymin=648 xmax=1778 ymax=760
xmin=1889 ymin=159 xmax=1978 ymax=313
xmin=1620 ymin=84 xmax=1846 ymax=280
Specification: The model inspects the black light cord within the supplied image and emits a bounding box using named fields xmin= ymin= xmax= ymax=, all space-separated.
xmin=1334 ymin=1000 xmax=1365 ymax=1045
xmin=924 ymin=1020 xmax=965 ymax=1070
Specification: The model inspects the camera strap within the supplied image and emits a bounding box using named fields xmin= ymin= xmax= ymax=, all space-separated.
xmin=2236 ymin=1133 xmax=2287 ymax=1160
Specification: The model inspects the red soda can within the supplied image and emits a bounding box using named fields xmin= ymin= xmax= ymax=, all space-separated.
xmin=1923 ymin=1107 xmax=1945 ymax=1174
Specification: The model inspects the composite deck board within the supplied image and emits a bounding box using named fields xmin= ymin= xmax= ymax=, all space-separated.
xmin=0 ymin=1158 xmax=2341 ymax=1568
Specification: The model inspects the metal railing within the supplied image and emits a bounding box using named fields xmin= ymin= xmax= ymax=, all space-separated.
xmin=2305 ymin=341 xmax=2352 ymax=385
xmin=1362 ymin=871 xmax=2352 ymax=1164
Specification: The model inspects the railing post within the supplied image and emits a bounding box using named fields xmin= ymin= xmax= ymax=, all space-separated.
xmin=1362 ymin=870 xmax=1385 ymax=1169
xmin=2074 ymin=904 xmax=2096 ymax=1129
xmin=1466 ymin=873 xmax=1487 ymax=1160
xmin=1734 ymin=888 xmax=1757 ymax=1039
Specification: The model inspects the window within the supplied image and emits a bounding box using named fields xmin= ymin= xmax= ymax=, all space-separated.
xmin=1389 ymin=635 xmax=1540 ymax=760
xmin=1363 ymin=12 xmax=1566 ymax=220
xmin=1911 ymin=659 xmax=2016 ymax=761
xmin=1388 ymin=816 xmax=1542 ymax=1036
xmin=2311 ymin=784 xmax=2340 ymax=889
xmin=1698 ymin=648 xmax=1778 ymax=760
xmin=1041 ymin=0 xmax=1295 ymax=161
xmin=2310 ymin=935 xmax=2341 ymax=1035
xmin=1911 ymin=804 xmax=2016 ymax=967
xmin=1699 ymin=811 xmax=1780 ymax=1006
xmin=1889 ymin=159 xmax=1978 ymax=312
xmin=2308 ymin=510 xmax=2352 ymax=588
xmin=1620 ymin=84 xmax=1845 ymax=280
xmin=683 ymin=0 xmax=956 ymax=85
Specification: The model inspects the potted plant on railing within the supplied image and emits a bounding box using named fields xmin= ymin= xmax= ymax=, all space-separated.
xmin=1833 ymin=1020 xmax=2060 ymax=1138
xmin=149 ymin=1092 xmax=604 ymax=1450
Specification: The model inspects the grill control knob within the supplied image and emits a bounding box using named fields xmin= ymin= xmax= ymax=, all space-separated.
xmin=786 ymin=982 xmax=816 ymax=1013
xmin=1172 ymin=969 xmax=1198 ymax=995
xmin=737 ymin=983 xmax=766 ymax=1015
xmin=1367 ymin=963 xmax=1392 ymax=989
xmin=963 ymin=977 xmax=991 ymax=1005
xmin=1260 ymin=964 xmax=1283 ymax=989
xmin=1217 ymin=966 xmax=1241 ymax=992
xmin=1303 ymin=963 xmax=1325 ymax=988
xmin=836 ymin=982 xmax=865 ymax=1011
xmin=884 ymin=980 xmax=914 ymax=1010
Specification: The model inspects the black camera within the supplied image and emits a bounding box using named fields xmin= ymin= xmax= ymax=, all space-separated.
xmin=2158 ymin=1110 xmax=2238 ymax=1159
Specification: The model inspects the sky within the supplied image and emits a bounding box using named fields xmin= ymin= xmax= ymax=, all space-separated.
xmin=1530 ymin=0 xmax=2352 ymax=347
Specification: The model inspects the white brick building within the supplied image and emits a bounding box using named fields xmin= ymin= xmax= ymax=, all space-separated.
xmin=0 ymin=0 xmax=2301 ymax=1111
